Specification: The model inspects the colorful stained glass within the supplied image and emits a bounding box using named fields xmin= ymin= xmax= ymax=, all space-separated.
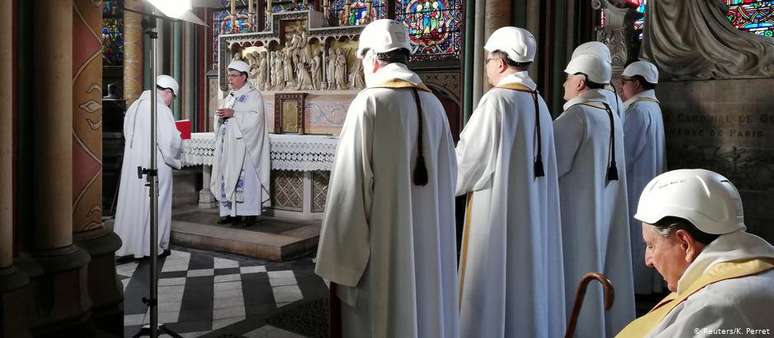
xmin=273 ymin=1 xmax=309 ymax=13
xmin=725 ymin=0 xmax=774 ymax=37
xmin=212 ymin=8 xmax=251 ymax=67
xmin=394 ymin=0 xmax=463 ymax=61
xmin=102 ymin=0 xmax=124 ymax=65
xmin=329 ymin=0 xmax=387 ymax=26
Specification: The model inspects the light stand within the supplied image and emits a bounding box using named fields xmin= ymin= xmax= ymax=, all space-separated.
xmin=132 ymin=14 xmax=183 ymax=338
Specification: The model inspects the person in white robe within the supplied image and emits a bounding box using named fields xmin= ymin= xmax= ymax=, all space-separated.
xmin=620 ymin=60 xmax=667 ymax=294
xmin=617 ymin=169 xmax=774 ymax=338
xmin=114 ymin=75 xmax=182 ymax=259
xmin=210 ymin=60 xmax=270 ymax=227
xmin=571 ymin=41 xmax=626 ymax=119
xmin=315 ymin=19 xmax=458 ymax=338
xmin=456 ymin=26 xmax=566 ymax=338
xmin=555 ymin=54 xmax=635 ymax=337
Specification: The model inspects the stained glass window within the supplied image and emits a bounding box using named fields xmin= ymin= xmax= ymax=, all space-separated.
xmin=394 ymin=0 xmax=464 ymax=61
xmin=212 ymin=7 xmax=251 ymax=67
xmin=102 ymin=0 xmax=124 ymax=66
xmin=725 ymin=0 xmax=774 ymax=37
xmin=329 ymin=0 xmax=387 ymax=26
xmin=273 ymin=0 xmax=309 ymax=13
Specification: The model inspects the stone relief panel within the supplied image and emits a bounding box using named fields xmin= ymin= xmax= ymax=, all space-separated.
xmin=641 ymin=0 xmax=774 ymax=80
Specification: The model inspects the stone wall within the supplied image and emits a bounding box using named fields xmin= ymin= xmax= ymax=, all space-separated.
xmin=658 ymin=78 xmax=774 ymax=242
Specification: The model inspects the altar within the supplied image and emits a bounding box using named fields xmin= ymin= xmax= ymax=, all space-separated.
xmin=182 ymin=132 xmax=338 ymax=219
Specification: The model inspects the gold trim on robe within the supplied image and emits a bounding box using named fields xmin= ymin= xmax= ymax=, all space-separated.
xmin=616 ymin=258 xmax=774 ymax=338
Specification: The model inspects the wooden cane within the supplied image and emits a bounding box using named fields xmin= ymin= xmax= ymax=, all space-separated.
xmin=329 ymin=282 xmax=342 ymax=338
xmin=565 ymin=272 xmax=615 ymax=338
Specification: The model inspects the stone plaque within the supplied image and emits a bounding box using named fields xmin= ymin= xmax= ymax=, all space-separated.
xmin=658 ymin=78 xmax=774 ymax=242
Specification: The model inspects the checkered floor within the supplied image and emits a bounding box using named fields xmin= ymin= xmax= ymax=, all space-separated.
xmin=117 ymin=248 xmax=327 ymax=338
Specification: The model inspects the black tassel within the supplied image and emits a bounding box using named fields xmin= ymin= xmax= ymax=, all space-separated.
xmin=413 ymin=155 xmax=429 ymax=186
xmin=606 ymin=162 xmax=619 ymax=181
xmin=534 ymin=155 xmax=545 ymax=178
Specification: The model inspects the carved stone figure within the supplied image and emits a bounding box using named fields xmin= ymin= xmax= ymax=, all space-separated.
xmin=257 ymin=52 xmax=268 ymax=91
xmin=283 ymin=47 xmax=296 ymax=88
xmin=296 ymin=61 xmax=313 ymax=90
xmin=326 ymin=47 xmax=337 ymax=90
xmin=276 ymin=55 xmax=286 ymax=90
xmin=641 ymin=0 xmax=774 ymax=80
xmin=335 ymin=48 xmax=348 ymax=90
xmin=311 ymin=50 xmax=322 ymax=90
xmin=350 ymin=58 xmax=364 ymax=89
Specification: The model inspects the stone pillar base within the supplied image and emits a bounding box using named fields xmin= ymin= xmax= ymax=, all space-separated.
xmin=75 ymin=230 xmax=124 ymax=337
xmin=21 ymin=245 xmax=93 ymax=338
xmin=0 ymin=265 xmax=33 ymax=338
xmin=199 ymin=165 xmax=217 ymax=208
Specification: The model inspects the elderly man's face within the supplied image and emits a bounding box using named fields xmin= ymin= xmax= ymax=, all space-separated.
xmin=228 ymin=70 xmax=247 ymax=90
xmin=642 ymin=223 xmax=692 ymax=292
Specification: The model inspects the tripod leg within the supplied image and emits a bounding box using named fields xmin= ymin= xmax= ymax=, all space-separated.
xmin=159 ymin=324 xmax=184 ymax=338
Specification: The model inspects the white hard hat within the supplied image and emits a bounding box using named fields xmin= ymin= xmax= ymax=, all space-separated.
xmin=622 ymin=60 xmax=659 ymax=84
xmin=484 ymin=27 xmax=536 ymax=63
xmin=571 ymin=41 xmax=611 ymax=64
xmin=156 ymin=75 xmax=179 ymax=96
xmin=228 ymin=60 xmax=250 ymax=74
xmin=356 ymin=19 xmax=411 ymax=58
xmin=564 ymin=54 xmax=612 ymax=84
xmin=635 ymin=169 xmax=746 ymax=235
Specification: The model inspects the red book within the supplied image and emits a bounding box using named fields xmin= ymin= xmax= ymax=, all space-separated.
xmin=176 ymin=119 xmax=192 ymax=140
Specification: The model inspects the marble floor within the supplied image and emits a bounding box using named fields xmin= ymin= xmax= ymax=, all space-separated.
xmin=117 ymin=247 xmax=327 ymax=338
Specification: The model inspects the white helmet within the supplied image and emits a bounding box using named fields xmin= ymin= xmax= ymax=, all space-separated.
xmin=356 ymin=19 xmax=411 ymax=58
xmin=622 ymin=60 xmax=659 ymax=84
xmin=571 ymin=41 xmax=611 ymax=64
xmin=564 ymin=54 xmax=612 ymax=84
xmin=156 ymin=75 xmax=179 ymax=96
xmin=228 ymin=60 xmax=250 ymax=74
xmin=484 ymin=26 xmax=536 ymax=63
xmin=634 ymin=169 xmax=746 ymax=235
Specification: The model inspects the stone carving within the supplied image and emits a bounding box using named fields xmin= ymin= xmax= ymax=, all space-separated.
xmin=258 ymin=51 xmax=268 ymax=90
xmin=283 ymin=46 xmax=296 ymax=88
xmin=335 ymin=48 xmax=348 ymax=90
xmin=296 ymin=59 xmax=313 ymax=90
xmin=350 ymin=59 xmax=365 ymax=89
xmin=326 ymin=47 xmax=337 ymax=90
xmin=641 ymin=0 xmax=774 ymax=80
xmin=311 ymin=50 xmax=323 ymax=90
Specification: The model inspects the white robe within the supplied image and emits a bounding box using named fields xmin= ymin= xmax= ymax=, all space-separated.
xmin=595 ymin=86 xmax=626 ymax=120
xmin=114 ymin=90 xmax=182 ymax=258
xmin=456 ymin=72 xmax=566 ymax=338
xmin=554 ymin=90 xmax=635 ymax=337
xmin=623 ymin=89 xmax=667 ymax=294
xmin=648 ymin=231 xmax=774 ymax=337
xmin=210 ymin=84 xmax=271 ymax=217
xmin=315 ymin=63 xmax=459 ymax=338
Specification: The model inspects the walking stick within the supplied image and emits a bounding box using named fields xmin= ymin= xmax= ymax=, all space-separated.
xmin=565 ymin=272 xmax=615 ymax=338
xmin=329 ymin=282 xmax=342 ymax=338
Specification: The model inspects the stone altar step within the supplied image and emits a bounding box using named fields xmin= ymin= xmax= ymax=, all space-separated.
xmin=171 ymin=207 xmax=320 ymax=261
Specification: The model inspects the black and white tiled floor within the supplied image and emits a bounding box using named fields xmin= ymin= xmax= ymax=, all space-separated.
xmin=117 ymin=247 xmax=327 ymax=338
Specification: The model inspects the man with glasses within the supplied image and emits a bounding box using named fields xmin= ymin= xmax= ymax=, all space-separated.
xmin=456 ymin=26 xmax=566 ymax=338
xmin=620 ymin=60 xmax=667 ymax=296
xmin=211 ymin=60 xmax=270 ymax=227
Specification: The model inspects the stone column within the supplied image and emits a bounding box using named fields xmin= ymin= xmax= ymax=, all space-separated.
xmin=30 ymin=0 xmax=92 ymax=335
xmin=471 ymin=0 xmax=485 ymax=107
xmin=173 ymin=21 xmax=183 ymax=119
xmin=124 ymin=0 xmax=145 ymax=104
xmin=72 ymin=1 xmax=123 ymax=336
xmin=0 ymin=1 xmax=33 ymax=337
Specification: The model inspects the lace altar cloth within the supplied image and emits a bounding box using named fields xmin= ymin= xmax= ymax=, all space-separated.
xmin=182 ymin=132 xmax=339 ymax=171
